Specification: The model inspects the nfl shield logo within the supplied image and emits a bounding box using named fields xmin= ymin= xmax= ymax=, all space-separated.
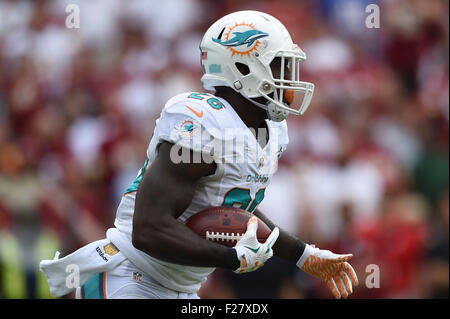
xmin=133 ymin=271 xmax=143 ymax=282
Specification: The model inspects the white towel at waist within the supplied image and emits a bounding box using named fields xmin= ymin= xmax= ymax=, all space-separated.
xmin=39 ymin=238 xmax=126 ymax=297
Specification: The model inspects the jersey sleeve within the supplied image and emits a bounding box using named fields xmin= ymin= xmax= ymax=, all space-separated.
xmin=151 ymin=101 xmax=221 ymax=159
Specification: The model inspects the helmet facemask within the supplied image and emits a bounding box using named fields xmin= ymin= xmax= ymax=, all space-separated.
xmin=247 ymin=51 xmax=314 ymax=122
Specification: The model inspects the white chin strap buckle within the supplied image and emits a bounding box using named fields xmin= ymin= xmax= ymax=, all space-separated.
xmin=267 ymin=102 xmax=288 ymax=122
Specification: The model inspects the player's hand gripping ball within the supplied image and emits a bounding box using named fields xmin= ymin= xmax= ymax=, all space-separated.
xmin=185 ymin=207 xmax=272 ymax=247
xmin=186 ymin=207 xmax=278 ymax=273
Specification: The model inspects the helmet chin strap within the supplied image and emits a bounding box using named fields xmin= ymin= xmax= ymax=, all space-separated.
xmin=266 ymin=101 xmax=288 ymax=122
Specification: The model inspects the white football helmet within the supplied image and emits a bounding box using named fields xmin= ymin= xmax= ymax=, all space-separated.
xmin=200 ymin=10 xmax=314 ymax=122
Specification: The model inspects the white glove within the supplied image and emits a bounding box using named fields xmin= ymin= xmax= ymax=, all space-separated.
xmin=233 ymin=217 xmax=279 ymax=274
xmin=297 ymin=244 xmax=359 ymax=299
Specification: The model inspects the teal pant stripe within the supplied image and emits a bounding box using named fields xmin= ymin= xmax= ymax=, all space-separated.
xmin=81 ymin=273 xmax=104 ymax=299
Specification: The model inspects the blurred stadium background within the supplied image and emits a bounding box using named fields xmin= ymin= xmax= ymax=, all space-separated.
xmin=0 ymin=0 xmax=448 ymax=299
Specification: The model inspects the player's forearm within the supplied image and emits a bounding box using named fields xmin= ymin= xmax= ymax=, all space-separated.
xmin=253 ymin=208 xmax=305 ymax=263
xmin=132 ymin=165 xmax=239 ymax=269
xmin=132 ymin=215 xmax=239 ymax=269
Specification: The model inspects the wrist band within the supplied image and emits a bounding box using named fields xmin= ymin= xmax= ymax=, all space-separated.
xmin=226 ymin=247 xmax=240 ymax=270
xmin=290 ymin=239 xmax=306 ymax=264
xmin=296 ymin=243 xmax=313 ymax=268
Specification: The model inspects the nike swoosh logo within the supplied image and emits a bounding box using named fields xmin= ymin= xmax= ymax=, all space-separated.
xmin=185 ymin=105 xmax=203 ymax=118
xmin=245 ymin=246 xmax=260 ymax=254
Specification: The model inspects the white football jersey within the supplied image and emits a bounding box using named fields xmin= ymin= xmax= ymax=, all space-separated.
xmin=109 ymin=92 xmax=289 ymax=293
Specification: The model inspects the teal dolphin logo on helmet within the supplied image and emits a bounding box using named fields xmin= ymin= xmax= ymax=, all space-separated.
xmin=213 ymin=29 xmax=269 ymax=47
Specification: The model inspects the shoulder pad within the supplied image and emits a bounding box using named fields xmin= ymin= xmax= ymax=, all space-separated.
xmin=163 ymin=92 xmax=238 ymax=140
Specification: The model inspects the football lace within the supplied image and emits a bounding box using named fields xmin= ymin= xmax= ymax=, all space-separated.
xmin=206 ymin=231 xmax=243 ymax=242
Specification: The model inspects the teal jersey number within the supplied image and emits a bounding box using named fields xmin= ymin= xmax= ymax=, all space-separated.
xmin=187 ymin=93 xmax=224 ymax=110
xmin=222 ymin=187 xmax=266 ymax=213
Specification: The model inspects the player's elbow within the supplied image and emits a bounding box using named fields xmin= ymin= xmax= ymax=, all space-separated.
xmin=132 ymin=216 xmax=173 ymax=254
xmin=132 ymin=221 xmax=159 ymax=253
xmin=131 ymin=229 xmax=147 ymax=252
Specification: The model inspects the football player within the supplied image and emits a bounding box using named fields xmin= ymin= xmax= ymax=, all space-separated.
xmin=40 ymin=10 xmax=358 ymax=299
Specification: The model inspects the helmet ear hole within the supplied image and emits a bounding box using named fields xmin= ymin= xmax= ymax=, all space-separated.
xmin=235 ymin=62 xmax=250 ymax=76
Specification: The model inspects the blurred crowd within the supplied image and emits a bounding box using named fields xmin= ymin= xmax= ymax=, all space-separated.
xmin=0 ymin=0 xmax=448 ymax=299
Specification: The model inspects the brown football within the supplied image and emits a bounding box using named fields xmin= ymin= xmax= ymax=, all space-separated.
xmin=185 ymin=206 xmax=272 ymax=247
